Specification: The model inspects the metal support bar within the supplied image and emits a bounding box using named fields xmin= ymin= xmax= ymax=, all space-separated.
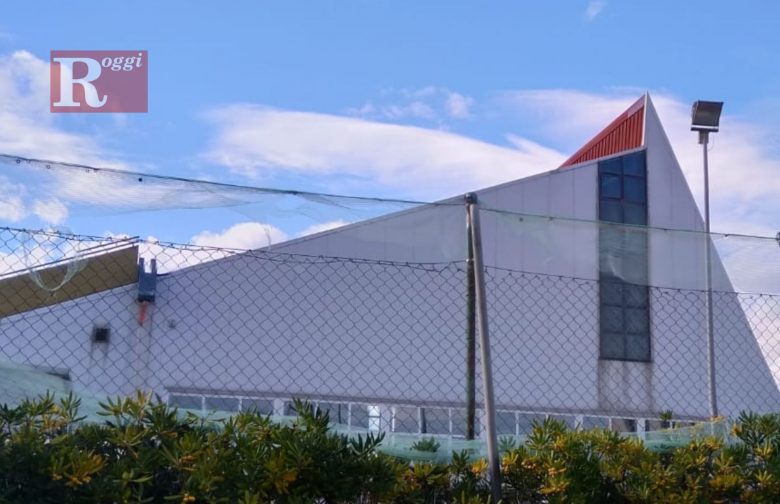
xmin=466 ymin=192 xmax=501 ymax=502
xmin=700 ymin=132 xmax=718 ymax=418
xmin=465 ymin=196 xmax=477 ymax=440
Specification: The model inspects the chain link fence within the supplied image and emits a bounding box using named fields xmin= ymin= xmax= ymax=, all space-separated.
xmin=1 ymin=222 xmax=779 ymax=443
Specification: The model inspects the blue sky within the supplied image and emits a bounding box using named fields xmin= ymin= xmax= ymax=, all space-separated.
xmin=0 ymin=0 xmax=779 ymax=247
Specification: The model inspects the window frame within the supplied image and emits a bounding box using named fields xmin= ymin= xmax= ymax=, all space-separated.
xmin=597 ymin=150 xmax=651 ymax=363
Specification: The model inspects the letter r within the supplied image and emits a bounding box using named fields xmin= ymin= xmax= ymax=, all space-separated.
xmin=52 ymin=57 xmax=108 ymax=108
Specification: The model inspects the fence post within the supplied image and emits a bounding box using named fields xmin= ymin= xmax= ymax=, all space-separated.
xmin=466 ymin=192 xmax=501 ymax=502
xmin=465 ymin=195 xmax=477 ymax=440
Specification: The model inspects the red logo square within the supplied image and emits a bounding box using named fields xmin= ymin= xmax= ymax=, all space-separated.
xmin=50 ymin=50 xmax=148 ymax=113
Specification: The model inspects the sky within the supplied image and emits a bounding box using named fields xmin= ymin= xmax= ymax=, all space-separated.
xmin=0 ymin=0 xmax=779 ymax=250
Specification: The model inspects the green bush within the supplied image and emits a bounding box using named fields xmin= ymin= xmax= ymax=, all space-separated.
xmin=1 ymin=392 xmax=780 ymax=503
xmin=498 ymin=413 xmax=780 ymax=503
xmin=0 ymin=393 xmax=402 ymax=503
xmin=410 ymin=437 xmax=441 ymax=453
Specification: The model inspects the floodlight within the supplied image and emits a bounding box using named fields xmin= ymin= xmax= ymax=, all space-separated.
xmin=691 ymin=100 xmax=723 ymax=133
xmin=692 ymin=98 xmax=723 ymax=419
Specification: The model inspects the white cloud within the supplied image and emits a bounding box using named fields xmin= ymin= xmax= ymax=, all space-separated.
xmin=204 ymin=105 xmax=565 ymax=199
xmin=0 ymin=176 xmax=26 ymax=222
xmin=297 ymin=219 xmax=350 ymax=237
xmin=382 ymin=101 xmax=436 ymax=120
xmin=0 ymin=197 xmax=24 ymax=222
xmin=123 ymin=220 xmax=352 ymax=274
xmin=191 ymin=222 xmax=288 ymax=250
xmin=32 ymin=198 xmax=68 ymax=225
xmin=501 ymin=89 xmax=635 ymax=147
xmin=585 ymin=1 xmax=605 ymax=21
xmin=349 ymin=87 xmax=475 ymax=122
xmin=0 ymin=251 xmax=24 ymax=275
xmin=122 ymin=223 xmax=294 ymax=273
xmin=0 ymin=50 xmax=131 ymax=227
xmin=0 ymin=51 xmax=118 ymax=166
xmin=446 ymin=92 xmax=474 ymax=119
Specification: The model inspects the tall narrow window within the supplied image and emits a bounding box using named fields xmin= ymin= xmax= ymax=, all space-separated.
xmin=598 ymin=150 xmax=650 ymax=362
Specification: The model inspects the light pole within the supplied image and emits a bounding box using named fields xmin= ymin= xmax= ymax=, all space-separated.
xmin=691 ymin=100 xmax=723 ymax=418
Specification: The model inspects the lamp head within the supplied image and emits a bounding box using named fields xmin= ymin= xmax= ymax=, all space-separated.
xmin=691 ymin=100 xmax=724 ymax=133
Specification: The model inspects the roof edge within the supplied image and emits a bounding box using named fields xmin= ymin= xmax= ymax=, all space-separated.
xmin=559 ymin=95 xmax=646 ymax=169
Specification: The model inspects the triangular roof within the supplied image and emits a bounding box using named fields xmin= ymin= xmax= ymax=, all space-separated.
xmin=559 ymin=95 xmax=646 ymax=168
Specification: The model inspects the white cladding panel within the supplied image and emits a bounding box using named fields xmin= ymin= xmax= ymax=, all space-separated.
xmin=0 ymin=285 xmax=142 ymax=398
xmin=273 ymin=203 xmax=466 ymax=263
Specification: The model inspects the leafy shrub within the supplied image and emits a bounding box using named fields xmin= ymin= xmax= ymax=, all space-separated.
xmin=411 ymin=437 xmax=441 ymax=453
xmin=498 ymin=413 xmax=780 ymax=503
xmin=2 ymin=393 xmax=780 ymax=503
xmin=0 ymin=393 xmax=401 ymax=503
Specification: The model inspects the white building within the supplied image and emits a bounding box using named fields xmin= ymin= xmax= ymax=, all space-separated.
xmin=1 ymin=94 xmax=778 ymax=436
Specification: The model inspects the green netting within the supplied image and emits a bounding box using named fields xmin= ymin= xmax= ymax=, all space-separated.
xmin=343 ymin=421 xmax=731 ymax=461
xmin=0 ymin=322 xmax=739 ymax=461
xmin=0 ymin=360 xmax=732 ymax=462
xmin=0 ymin=360 xmax=106 ymax=420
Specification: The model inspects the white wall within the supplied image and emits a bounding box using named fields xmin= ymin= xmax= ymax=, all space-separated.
xmin=0 ymin=284 xmax=142 ymax=398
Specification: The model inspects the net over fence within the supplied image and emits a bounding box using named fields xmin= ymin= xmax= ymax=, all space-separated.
xmin=0 ymin=154 xmax=779 ymax=462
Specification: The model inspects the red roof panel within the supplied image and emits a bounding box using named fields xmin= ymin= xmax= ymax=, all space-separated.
xmin=559 ymin=96 xmax=645 ymax=168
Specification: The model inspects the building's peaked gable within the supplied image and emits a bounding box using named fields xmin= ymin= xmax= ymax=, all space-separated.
xmin=643 ymin=93 xmax=703 ymax=233
xmin=642 ymin=94 xmax=780 ymax=416
xmin=559 ymin=96 xmax=646 ymax=168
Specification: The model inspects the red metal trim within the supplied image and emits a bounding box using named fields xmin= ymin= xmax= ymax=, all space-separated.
xmin=559 ymin=96 xmax=645 ymax=168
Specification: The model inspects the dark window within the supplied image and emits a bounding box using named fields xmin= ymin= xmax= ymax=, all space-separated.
xmin=517 ymin=413 xmax=544 ymax=435
xmin=598 ymin=150 xmax=651 ymax=362
xmin=599 ymin=200 xmax=623 ymax=223
xmin=600 ymin=174 xmax=622 ymax=198
xmin=284 ymin=401 xmax=297 ymax=416
xmin=420 ymin=407 xmax=450 ymax=435
xmin=548 ymin=415 xmax=577 ymax=429
xmin=393 ymin=406 xmax=420 ymax=433
xmin=205 ymin=396 xmax=239 ymax=412
xmin=623 ymin=177 xmax=646 ymax=203
xmin=581 ymin=416 xmax=610 ymax=429
xmin=450 ymin=409 xmax=470 ymax=437
xmin=610 ymin=418 xmax=637 ymax=433
xmin=350 ymin=404 xmax=369 ymax=428
xmin=496 ymin=411 xmax=517 ymax=435
xmin=169 ymin=394 xmax=203 ymax=411
xmin=318 ymin=401 xmax=347 ymax=424
xmin=242 ymin=398 xmax=275 ymax=415
xmin=624 ymin=204 xmax=647 ymax=225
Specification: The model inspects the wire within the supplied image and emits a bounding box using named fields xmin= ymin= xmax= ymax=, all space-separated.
xmin=1 ymin=153 xmax=459 ymax=209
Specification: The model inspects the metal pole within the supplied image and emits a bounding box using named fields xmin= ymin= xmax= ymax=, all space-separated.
xmin=701 ymin=131 xmax=718 ymax=417
xmin=465 ymin=196 xmax=477 ymax=440
xmin=466 ymin=192 xmax=501 ymax=502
